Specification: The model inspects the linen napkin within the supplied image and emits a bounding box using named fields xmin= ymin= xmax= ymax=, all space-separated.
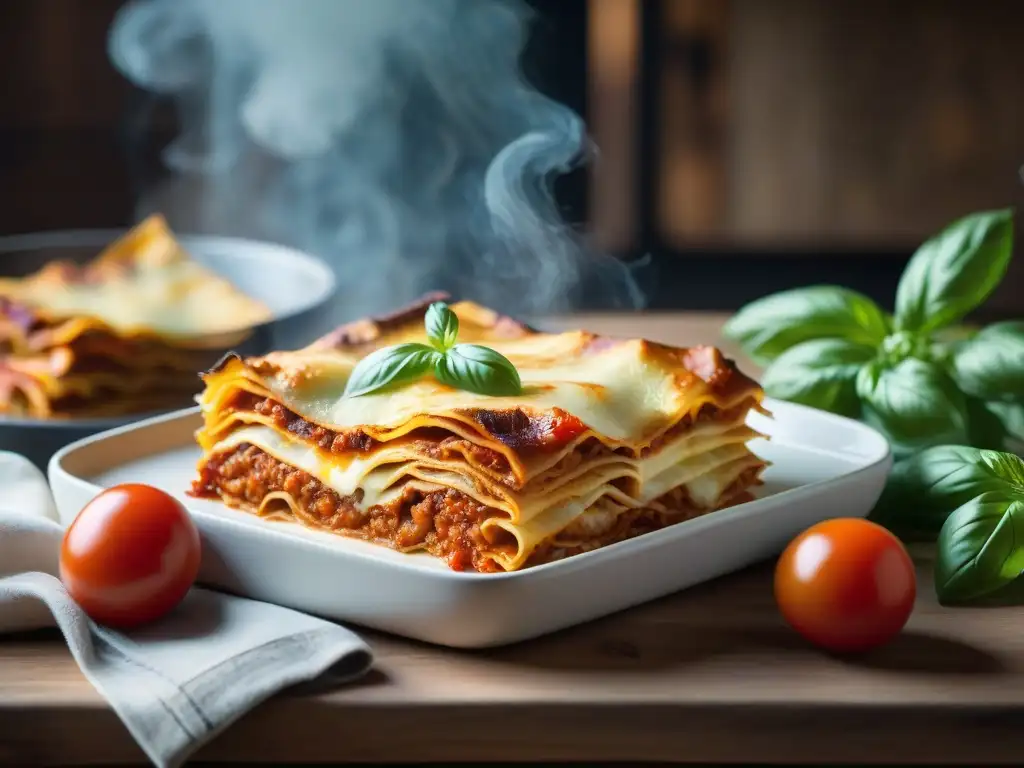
xmin=0 ymin=451 xmax=374 ymax=768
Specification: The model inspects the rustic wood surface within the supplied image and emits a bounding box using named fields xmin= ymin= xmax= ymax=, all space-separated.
xmin=3 ymin=313 xmax=1024 ymax=766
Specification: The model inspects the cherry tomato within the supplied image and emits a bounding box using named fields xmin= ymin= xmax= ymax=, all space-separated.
xmin=774 ymin=518 xmax=916 ymax=653
xmin=60 ymin=483 xmax=201 ymax=628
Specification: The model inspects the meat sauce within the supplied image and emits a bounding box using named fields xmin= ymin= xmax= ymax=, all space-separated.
xmin=192 ymin=443 xmax=512 ymax=572
xmin=191 ymin=444 xmax=764 ymax=574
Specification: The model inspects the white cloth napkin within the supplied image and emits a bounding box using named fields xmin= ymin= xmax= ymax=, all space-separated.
xmin=0 ymin=452 xmax=373 ymax=768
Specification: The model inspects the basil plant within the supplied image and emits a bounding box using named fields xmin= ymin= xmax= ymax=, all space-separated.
xmin=724 ymin=209 xmax=1022 ymax=457
xmin=870 ymin=445 xmax=1024 ymax=604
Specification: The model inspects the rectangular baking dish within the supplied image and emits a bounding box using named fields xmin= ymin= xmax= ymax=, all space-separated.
xmin=48 ymin=399 xmax=891 ymax=648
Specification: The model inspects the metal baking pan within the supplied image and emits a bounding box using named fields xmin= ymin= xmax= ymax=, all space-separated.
xmin=0 ymin=227 xmax=337 ymax=468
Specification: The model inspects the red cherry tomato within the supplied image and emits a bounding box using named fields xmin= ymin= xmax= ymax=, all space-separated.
xmin=774 ymin=518 xmax=916 ymax=653
xmin=60 ymin=484 xmax=201 ymax=628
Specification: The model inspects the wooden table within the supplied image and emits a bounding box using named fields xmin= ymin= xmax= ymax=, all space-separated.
xmin=4 ymin=312 xmax=1024 ymax=766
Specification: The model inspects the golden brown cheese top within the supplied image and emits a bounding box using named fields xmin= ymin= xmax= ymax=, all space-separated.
xmin=201 ymin=295 xmax=762 ymax=449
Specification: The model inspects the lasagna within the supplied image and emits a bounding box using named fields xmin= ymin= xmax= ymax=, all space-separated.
xmin=191 ymin=295 xmax=769 ymax=573
xmin=0 ymin=215 xmax=271 ymax=418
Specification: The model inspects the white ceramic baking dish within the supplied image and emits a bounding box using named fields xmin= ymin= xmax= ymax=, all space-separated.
xmin=48 ymin=399 xmax=891 ymax=648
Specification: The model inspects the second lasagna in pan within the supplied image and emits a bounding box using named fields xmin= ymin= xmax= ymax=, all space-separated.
xmin=190 ymin=296 xmax=769 ymax=573
xmin=0 ymin=214 xmax=271 ymax=418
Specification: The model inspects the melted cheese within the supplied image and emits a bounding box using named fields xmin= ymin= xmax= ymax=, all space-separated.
xmin=0 ymin=215 xmax=271 ymax=339
xmin=204 ymin=339 xmax=672 ymax=440
xmin=200 ymin=346 xmax=761 ymax=489
xmin=200 ymin=298 xmax=762 ymax=455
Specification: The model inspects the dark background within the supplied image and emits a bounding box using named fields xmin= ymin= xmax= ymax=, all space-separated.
xmin=1 ymin=0 xmax=1023 ymax=316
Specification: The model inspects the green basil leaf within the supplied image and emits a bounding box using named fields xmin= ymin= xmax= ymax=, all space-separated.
xmin=343 ymin=343 xmax=439 ymax=398
xmin=759 ymin=338 xmax=875 ymax=417
xmin=870 ymin=445 xmax=1024 ymax=540
xmin=855 ymin=358 xmax=968 ymax=455
xmin=425 ymin=301 xmax=460 ymax=352
xmin=722 ymin=286 xmax=890 ymax=364
xmin=935 ymin=491 xmax=1024 ymax=604
xmin=434 ymin=343 xmax=522 ymax=396
xmin=951 ymin=321 xmax=1024 ymax=401
xmin=894 ymin=208 xmax=1014 ymax=333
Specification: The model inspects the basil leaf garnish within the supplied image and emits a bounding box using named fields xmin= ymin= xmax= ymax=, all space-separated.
xmin=343 ymin=343 xmax=439 ymax=398
xmin=343 ymin=301 xmax=522 ymax=398
xmin=895 ymin=208 xmax=1014 ymax=334
xmin=425 ymin=301 xmax=460 ymax=352
xmin=434 ymin=343 xmax=522 ymax=397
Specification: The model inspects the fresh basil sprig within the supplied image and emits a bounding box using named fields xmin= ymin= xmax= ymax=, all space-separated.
xmin=870 ymin=446 xmax=1024 ymax=604
xmin=724 ymin=208 xmax=1018 ymax=455
xmin=343 ymin=301 xmax=522 ymax=398
xmin=342 ymin=343 xmax=439 ymax=398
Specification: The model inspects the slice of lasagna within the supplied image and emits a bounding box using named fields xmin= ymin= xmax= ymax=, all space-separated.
xmin=0 ymin=215 xmax=271 ymax=418
xmin=191 ymin=295 xmax=769 ymax=572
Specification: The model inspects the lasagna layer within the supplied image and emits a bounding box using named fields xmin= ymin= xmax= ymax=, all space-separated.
xmin=193 ymin=442 xmax=763 ymax=573
xmin=0 ymin=215 xmax=270 ymax=418
xmin=201 ymin=389 xmax=757 ymax=491
xmin=196 ymin=320 xmax=763 ymax=487
xmin=191 ymin=296 xmax=770 ymax=572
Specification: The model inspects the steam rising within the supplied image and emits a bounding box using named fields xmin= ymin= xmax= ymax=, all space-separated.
xmin=109 ymin=0 xmax=645 ymax=324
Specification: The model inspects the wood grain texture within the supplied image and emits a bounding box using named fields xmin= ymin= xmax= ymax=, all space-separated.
xmin=0 ymin=0 xmax=128 ymax=129
xmin=656 ymin=0 xmax=730 ymax=244
xmin=651 ymin=0 xmax=1024 ymax=250
xmin=587 ymin=0 xmax=641 ymax=252
xmin=2 ymin=557 xmax=1024 ymax=765
xmin=727 ymin=0 xmax=1024 ymax=247
xmin=1 ymin=313 xmax=1022 ymax=766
